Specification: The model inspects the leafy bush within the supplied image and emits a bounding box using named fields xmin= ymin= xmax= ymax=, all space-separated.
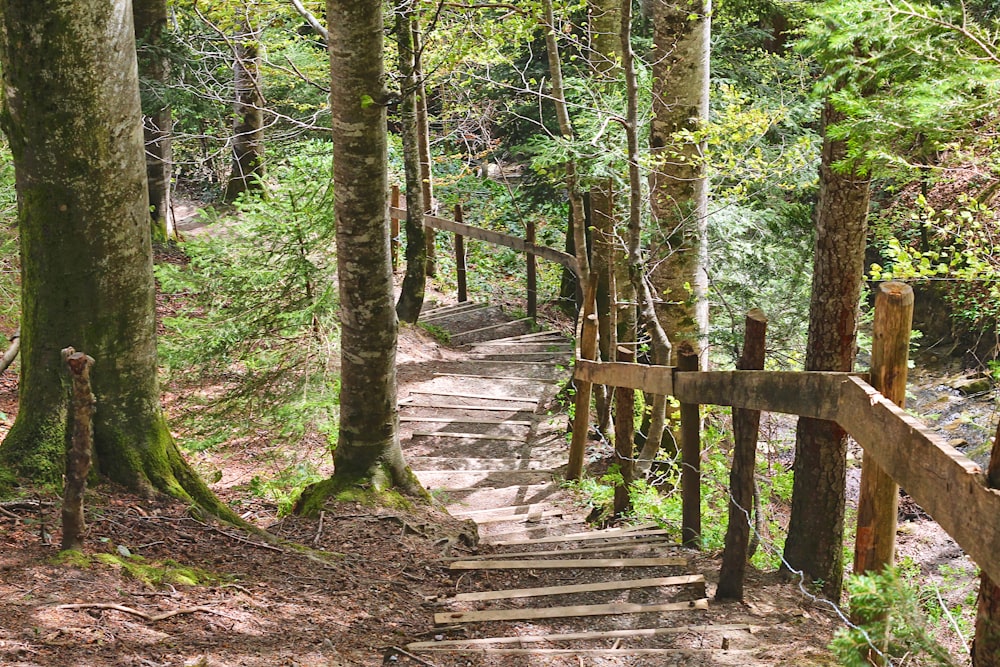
xmin=157 ymin=142 xmax=339 ymax=452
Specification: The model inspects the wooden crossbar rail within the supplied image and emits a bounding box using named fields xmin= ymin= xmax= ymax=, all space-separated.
xmin=570 ymin=359 xmax=1000 ymax=584
xmin=389 ymin=205 xmax=579 ymax=274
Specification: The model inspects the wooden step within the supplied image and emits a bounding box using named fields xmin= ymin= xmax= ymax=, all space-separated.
xmin=449 ymin=556 xmax=687 ymax=570
xmin=446 ymin=574 xmax=704 ymax=602
xmin=435 ymin=598 xmax=708 ymax=624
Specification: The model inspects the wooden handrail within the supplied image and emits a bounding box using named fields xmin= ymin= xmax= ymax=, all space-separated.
xmin=389 ymin=206 xmax=579 ymax=275
xmin=571 ymin=359 xmax=1000 ymax=584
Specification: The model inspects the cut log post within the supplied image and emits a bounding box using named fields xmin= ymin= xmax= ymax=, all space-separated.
xmin=974 ymin=419 xmax=1000 ymax=666
xmin=390 ymin=185 xmax=400 ymax=270
xmin=568 ymin=274 xmax=599 ymax=480
xmin=613 ymin=345 xmax=636 ymax=515
xmin=526 ymin=219 xmax=537 ymax=319
xmin=60 ymin=347 xmax=96 ymax=552
xmin=455 ymin=203 xmax=467 ymax=303
xmin=678 ymin=341 xmax=701 ymax=548
xmin=853 ymin=282 xmax=913 ymax=578
xmin=717 ymin=309 xmax=768 ymax=600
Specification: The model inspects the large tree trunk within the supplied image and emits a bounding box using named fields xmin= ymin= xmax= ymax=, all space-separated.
xmin=0 ymin=0 xmax=225 ymax=514
xmin=781 ymin=101 xmax=870 ymax=601
xmin=648 ymin=0 xmax=710 ymax=365
xmin=224 ymin=18 xmax=265 ymax=201
xmin=302 ymin=0 xmax=422 ymax=503
xmin=134 ymin=0 xmax=175 ymax=241
xmin=973 ymin=420 xmax=1000 ymax=665
xmin=395 ymin=2 xmax=427 ymax=324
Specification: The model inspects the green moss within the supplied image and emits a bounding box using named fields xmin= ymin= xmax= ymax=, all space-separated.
xmin=294 ymin=475 xmax=415 ymax=516
xmin=92 ymin=552 xmax=226 ymax=587
xmin=0 ymin=412 xmax=67 ymax=485
xmin=54 ymin=550 xmax=93 ymax=568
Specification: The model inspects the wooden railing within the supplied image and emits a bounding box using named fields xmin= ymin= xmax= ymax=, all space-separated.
xmin=389 ymin=186 xmax=578 ymax=318
xmin=571 ymin=282 xmax=1000 ymax=589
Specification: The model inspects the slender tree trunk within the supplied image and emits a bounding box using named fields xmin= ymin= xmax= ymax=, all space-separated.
xmin=413 ymin=20 xmax=437 ymax=279
xmin=541 ymin=0 xmax=591 ymax=293
xmin=973 ymin=420 xmax=1000 ymax=665
xmin=134 ymin=0 xmax=175 ymax=241
xmin=309 ymin=0 xmax=422 ymax=500
xmin=0 ymin=0 xmax=227 ymax=516
xmin=621 ymin=0 xmax=672 ymax=473
xmin=225 ymin=17 xmax=265 ymax=201
xmin=395 ymin=2 xmax=427 ymax=324
xmin=648 ymin=0 xmax=710 ymax=365
xmin=782 ymin=101 xmax=870 ymax=601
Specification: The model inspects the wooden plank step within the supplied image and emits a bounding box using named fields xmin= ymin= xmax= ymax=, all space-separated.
xmin=451 ymin=503 xmax=559 ymax=518
xmin=415 ymin=648 xmax=747 ymax=656
xmin=432 ymin=373 xmax=559 ymax=383
xmin=412 ymin=431 xmax=526 ymax=442
xmin=401 ymin=402 xmax=535 ymax=413
xmin=410 ymin=457 xmax=551 ymax=471
xmin=435 ymin=598 xmax=708 ymax=624
xmin=487 ymin=523 xmax=662 ymax=546
xmin=449 ymin=557 xmax=687 ymax=570
xmin=464 ymin=330 xmax=567 ymax=345
xmin=443 ymin=537 xmax=675 ymax=561
xmin=401 ymin=416 xmax=532 ymax=426
xmin=447 ymin=574 xmax=704 ymax=602
xmin=407 ymin=623 xmax=751 ymax=649
xmin=419 ymin=303 xmax=489 ymax=322
xmin=407 ymin=389 xmax=539 ymax=403
xmin=472 ymin=509 xmax=563 ymax=525
xmin=450 ymin=318 xmax=533 ymax=340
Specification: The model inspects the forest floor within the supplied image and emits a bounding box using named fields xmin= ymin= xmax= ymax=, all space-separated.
xmin=0 ymin=219 xmax=990 ymax=665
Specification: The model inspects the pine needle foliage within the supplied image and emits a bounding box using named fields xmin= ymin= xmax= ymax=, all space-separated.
xmin=156 ymin=143 xmax=339 ymax=451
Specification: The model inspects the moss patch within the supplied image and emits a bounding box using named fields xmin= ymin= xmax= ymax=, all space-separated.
xmin=294 ymin=476 xmax=415 ymax=517
xmin=54 ymin=549 xmax=227 ymax=588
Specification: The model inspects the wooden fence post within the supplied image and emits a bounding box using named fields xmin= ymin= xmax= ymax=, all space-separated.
xmin=613 ymin=345 xmax=636 ymax=515
xmin=526 ymin=220 xmax=537 ymax=320
xmin=853 ymin=281 xmax=914 ymax=577
xmin=678 ymin=341 xmax=701 ymax=549
xmin=568 ymin=274 xmax=599 ymax=480
xmin=717 ymin=309 xmax=768 ymax=600
xmin=454 ymin=203 xmax=467 ymax=303
xmin=390 ymin=185 xmax=400 ymax=270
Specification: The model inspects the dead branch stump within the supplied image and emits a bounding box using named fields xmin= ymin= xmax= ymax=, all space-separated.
xmin=61 ymin=347 xmax=95 ymax=551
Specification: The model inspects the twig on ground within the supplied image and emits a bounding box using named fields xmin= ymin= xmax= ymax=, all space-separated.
xmin=314 ymin=510 xmax=325 ymax=545
xmin=55 ymin=602 xmax=228 ymax=622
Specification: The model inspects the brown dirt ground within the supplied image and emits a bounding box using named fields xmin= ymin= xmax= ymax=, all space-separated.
xmin=0 ymin=245 xmax=979 ymax=667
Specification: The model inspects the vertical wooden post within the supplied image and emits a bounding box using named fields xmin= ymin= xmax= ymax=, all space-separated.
xmin=567 ymin=273 xmax=599 ymax=480
xmin=678 ymin=340 xmax=701 ymax=549
xmin=390 ymin=185 xmax=400 ymax=270
xmin=613 ymin=345 xmax=636 ymax=515
xmin=454 ymin=203 xmax=467 ymax=303
xmin=717 ymin=309 xmax=768 ymax=600
xmin=61 ymin=347 xmax=95 ymax=552
xmin=854 ymin=281 xmax=914 ymax=577
xmin=526 ymin=220 xmax=537 ymax=320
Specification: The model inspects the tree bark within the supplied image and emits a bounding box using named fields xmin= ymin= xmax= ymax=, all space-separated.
xmin=973 ymin=419 xmax=1000 ymax=665
xmin=395 ymin=2 xmax=427 ymax=324
xmin=413 ymin=20 xmax=437 ymax=279
xmin=0 ymin=0 xmax=227 ymax=515
xmin=134 ymin=0 xmax=175 ymax=240
xmin=541 ymin=0 xmax=591 ymax=293
xmin=782 ymin=101 xmax=870 ymax=601
xmin=319 ymin=0 xmax=422 ymax=497
xmin=224 ymin=17 xmax=265 ymax=201
xmin=648 ymin=0 xmax=710 ymax=366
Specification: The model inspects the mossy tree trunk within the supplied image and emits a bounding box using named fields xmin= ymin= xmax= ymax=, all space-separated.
xmin=224 ymin=15 xmax=265 ymax=202
xmin=395 ymin=0 xmax=427 ymax=324
xmin=781 ymin=101 xmax=870 ymax=601
xmin=648 ymin=0 xmax=710 ymax=365
xmin=0 ymin=0 xmax=228 ymax=515
xmin=317 ymin=0 xmax=423 ymax=499
xmin=134 ymin=0 xmax=175 ymax=241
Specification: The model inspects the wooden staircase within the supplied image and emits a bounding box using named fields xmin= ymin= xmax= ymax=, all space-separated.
xmin=398 ymin=303 xmax=751 ymax=662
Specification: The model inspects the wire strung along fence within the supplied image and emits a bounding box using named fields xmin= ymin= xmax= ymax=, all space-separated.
xmin=573 ymin=281 xmax=1000 ymax=595
xmin=388 ymin=185 xmax=579 ymax=318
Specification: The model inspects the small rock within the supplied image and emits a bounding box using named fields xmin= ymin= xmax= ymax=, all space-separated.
xmin=951 ymin=377 xmax=991 ymax=395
